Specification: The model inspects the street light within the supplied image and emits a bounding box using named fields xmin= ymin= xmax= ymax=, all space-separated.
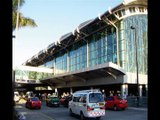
xmin=130 ymin=26 xmax=139 ymax=107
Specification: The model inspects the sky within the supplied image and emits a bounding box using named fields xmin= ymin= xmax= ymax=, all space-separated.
xmin=13 ymin=0 xmax=123 ymax=67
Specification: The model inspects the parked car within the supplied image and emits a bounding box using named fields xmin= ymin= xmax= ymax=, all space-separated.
xmin=60 ymin=95 xmax=72 ymax=107
xmin=25 ymin=97 xmax=42 ymax=109
xmin=46 ymin=96 xmax=60 ymax=107
xmin=105 ymin=95 xmax=128 ymax=111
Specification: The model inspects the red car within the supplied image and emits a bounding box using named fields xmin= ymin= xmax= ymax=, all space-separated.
xmin=60 ymin=95 xmax=72 ymax=107
xmin=25 ymin=97 xmax=42 ymax=109
xmin=105 ymin=96 xmax=128 ymax=111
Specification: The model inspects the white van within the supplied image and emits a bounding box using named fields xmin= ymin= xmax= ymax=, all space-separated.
xmin=68 ymin=89 xmax=105 ymax=120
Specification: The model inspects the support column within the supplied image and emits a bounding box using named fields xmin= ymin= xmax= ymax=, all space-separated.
xmin=145 ymin=84 xmax=148 ymax=97
xmin=121 ymin=84 xmax=128 ymax=99
xmin=139 ymin=85 xmax=142 ymax=97
xmin=70 ymin=88 xmax=73 ymax=95
xmin=55 ymin=88 xmax=58 ymax=97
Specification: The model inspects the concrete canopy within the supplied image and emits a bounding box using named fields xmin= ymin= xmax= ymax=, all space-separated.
xmin=40 ymin=62 xmax=126 ymax=88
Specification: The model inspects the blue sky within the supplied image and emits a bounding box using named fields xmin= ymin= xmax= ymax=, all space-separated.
xmin=13 ymin=0 xmax=123 ymax=66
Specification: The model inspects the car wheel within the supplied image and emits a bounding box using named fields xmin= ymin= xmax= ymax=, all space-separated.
xmin=113 ymin=105 xmax=118 ymax=111
xmin=48 ymin=103 xmax=51 ymax=107
xmin=80 ymin=112 xmax=85 ymax=120
xmin=29 ymin=106 xmax=31 ymax=109
xmin=96 ymin=117 xmax=101 ymax=120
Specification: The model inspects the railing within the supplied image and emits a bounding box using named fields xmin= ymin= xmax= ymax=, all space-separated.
xmin=127 ymin=96 xmax=148 ymax=108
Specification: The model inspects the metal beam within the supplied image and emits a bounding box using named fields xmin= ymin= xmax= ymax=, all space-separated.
xmin=101 ymin=69 xmax=117 ymax=79
xmin=72 ymin=74 xmax=86 ymax=82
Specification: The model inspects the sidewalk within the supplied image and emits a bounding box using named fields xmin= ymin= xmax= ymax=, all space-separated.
xmin=127 ymin=107 xmax=148 ymax=111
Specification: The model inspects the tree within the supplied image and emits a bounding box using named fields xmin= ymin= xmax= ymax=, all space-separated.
xmin=12 ymin=0 xmax=37 ymax=31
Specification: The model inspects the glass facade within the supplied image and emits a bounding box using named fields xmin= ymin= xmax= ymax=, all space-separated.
xmin=121 ymin=15 xmax=148 ymax=74
xmin=55 ymin=51 xmax=67 ymax=74
xmin=43 ymin=15 xmax=147 ymax=75
xmin=45 ymin=60 xmax=54 ymax=68
xmin=69 ymin=41 xmax=87 ymax=71
xmin=88 ymin=28 xmax=117 ymax=67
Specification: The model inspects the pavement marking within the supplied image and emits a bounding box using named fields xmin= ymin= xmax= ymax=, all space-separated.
xmin=40 ymin=112 xmax=56 ymax=120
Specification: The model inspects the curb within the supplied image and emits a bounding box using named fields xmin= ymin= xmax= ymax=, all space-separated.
xmin=127 ymin=107 xmax=147 ymax=111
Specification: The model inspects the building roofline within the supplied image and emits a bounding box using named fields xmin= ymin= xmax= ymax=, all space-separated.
xmin=24 ymin=0 xmax=147 ymax=66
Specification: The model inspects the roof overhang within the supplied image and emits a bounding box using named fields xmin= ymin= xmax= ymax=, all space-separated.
xmin=41 ymin=62 xmax=126 ymax=87
xmin=23 ymin=0 xmax=147 ymax=67
xmin=14 ymin=82 xmax=48 ymax=88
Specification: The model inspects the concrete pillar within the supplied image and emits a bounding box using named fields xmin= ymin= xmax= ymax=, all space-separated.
xmin=55 ymin=88 xmax=58 ymax=96
xmin=145 ymin=84 xmax=148 ymax=97
xmin=70 ymin=88 xmax=73 ymax=95
xmin=121 ymin=84 xmax=128 ymax=99
xmin=139 ymin=85 xmax=142 ymax=97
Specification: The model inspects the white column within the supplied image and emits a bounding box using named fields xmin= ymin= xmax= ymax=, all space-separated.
xmin=121 ymin=84 xmax=128 ymax=99
xmin=70 ymin=88 xmax=73 ymax=95
xmin=55 ymin=88 xmax=58 ymax=96
xmin=145 ymin=84 xmax=148 ymax=96
xmin=139 ymin=85 xmax=142 ymax=97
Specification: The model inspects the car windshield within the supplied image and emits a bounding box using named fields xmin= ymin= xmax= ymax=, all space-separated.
xmin=50 ymin=97 xmax=59 ymax=100
xmin=31 ymin=97 xmax=39 ymax=101
xmin=89 ymin=93 xmax=104 ymax=103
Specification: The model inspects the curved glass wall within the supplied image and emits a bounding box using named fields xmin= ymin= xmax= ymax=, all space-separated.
xmin=41 ymin=26 xmax=118 ymax=74
xmin=88 ymin=27 xmax=117 ymax=67
xmin=69 ymin=41 xmax=87 ymax=71
xmin=45 ymin=60 xmax=54 ymax=68
xmin=40 ymin=15 xmax=147 ymax=75
xmin=55 ymin=51 xmax=67 ymax=74
xmin=121 ymin=15 xmax=148 ymax=74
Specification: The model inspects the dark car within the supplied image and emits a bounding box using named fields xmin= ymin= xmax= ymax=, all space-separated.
xmin=46 ymin=96 xmax=60 ymax=107
xmin=25 ymin=97 xmax=42 ymax=109
xmin=105 ymin=95 xmax=128 ymax=111
xmin=60 ymin=95 xmax=72 ymax=107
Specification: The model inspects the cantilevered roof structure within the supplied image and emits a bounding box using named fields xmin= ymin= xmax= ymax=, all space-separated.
xmin=41 ymin=62 xmax=125 ymax=88
xmin=24 ymin=0 xmax=147 ymax=67
xmin=22 ymin=0 xmax=147 ymax=88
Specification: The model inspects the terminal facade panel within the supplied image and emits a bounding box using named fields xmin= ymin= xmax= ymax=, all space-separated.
xmin=23 ymin=0 xmax=148 ymax=97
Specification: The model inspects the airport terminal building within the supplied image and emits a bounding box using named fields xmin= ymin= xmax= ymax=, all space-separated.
xmin=22 ymin=0 xmax=148 ymax=97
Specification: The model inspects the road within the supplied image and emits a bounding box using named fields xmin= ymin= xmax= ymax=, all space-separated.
xmin=14 ymin=102 xmax=147 ymax=120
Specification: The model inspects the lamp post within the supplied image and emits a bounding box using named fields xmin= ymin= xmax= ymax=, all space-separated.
xmin=130 ymin=26 xmax=139 ymax=107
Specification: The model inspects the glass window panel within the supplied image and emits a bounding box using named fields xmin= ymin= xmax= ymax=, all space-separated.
xmin=123 ymin=15 xmax=147 ymax=73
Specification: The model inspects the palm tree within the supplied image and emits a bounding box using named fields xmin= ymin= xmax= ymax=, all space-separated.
xmin=12 ymin=0 xmax=37 ymax=31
